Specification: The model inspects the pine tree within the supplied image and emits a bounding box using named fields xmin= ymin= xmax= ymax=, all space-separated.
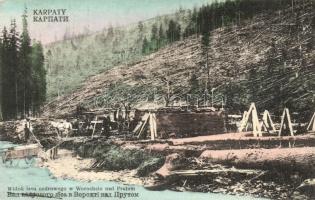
xmin=19 ymin=7 xmax=32 ymax=117
xmin=142 ymin=36 xmax=149 ymax=54
xmin=199 ymin=4 xmax=211 ymax=91
xmin=166 ymin=20 xmax=181 ymax=43
xmin=31 ymin=41 xmax=46 ymax=114
xmin=189 ymin=72 xmax=199 ymax=94
xmin=158 ymin=24 xmax=165 ymax=49
xmin=1 ymin=27 xmax=9 ymax=119
xmin=150 ymin=24 xmax=158 ymax=51
xmin=201 ymin=31 xmax=211 ymax=91
xmin=0 ymin=36 xmax=3 ymax=120
xmin=7 ymin=20 xmax=19 ymax=119
xmin=138 ymin=21 xmax=144 ymax=33
xmin=191 ymin=7 xmax=199 ymax=35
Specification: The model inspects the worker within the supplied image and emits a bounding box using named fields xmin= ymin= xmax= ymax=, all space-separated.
xmin=102 ymin=116 xmax=111 ymax=138
xmin=126 ymin=103 xmax=131 ymax=121
xmin=24 ymin=118 xmax=33 ymax=143
xmin=62 ymin=119 xmax=73 ymax=137
xmin=24 ymin=124 xmax=31 ymax=142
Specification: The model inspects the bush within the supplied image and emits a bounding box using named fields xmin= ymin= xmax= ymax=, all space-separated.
xmin=136 ymin=157 xmax=165 ymax=177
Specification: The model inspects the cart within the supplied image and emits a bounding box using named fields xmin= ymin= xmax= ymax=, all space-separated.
xmin=0 ymin=144 xmax=41 ymax=166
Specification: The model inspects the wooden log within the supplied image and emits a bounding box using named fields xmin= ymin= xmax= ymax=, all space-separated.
xmin=200 ymin=147 xmax=315 ymax=175
xmin=170 ymin=168 xmax=264 ymax=177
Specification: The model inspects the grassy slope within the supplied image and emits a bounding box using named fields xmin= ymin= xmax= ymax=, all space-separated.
xmin=43 ymin=2 xmax=315 ymax=117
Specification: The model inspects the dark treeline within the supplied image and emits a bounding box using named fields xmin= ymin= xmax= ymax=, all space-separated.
xmin=142 ymin=20 xmax=181 ymax=54
xmin=0 ymin=9 xmax=46 ymax=120
xmin=142 ymin=0 xmax=294 ymax=55
xmin=184 ymin=0 xmax=295 ymax=38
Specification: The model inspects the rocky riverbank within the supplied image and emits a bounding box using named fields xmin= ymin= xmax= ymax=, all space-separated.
xmin=38 ymin=149 xmax=150 ymax=185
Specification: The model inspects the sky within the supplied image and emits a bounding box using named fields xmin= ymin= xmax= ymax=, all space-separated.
xmin=0 ymin=0 xmax=211 ymax=44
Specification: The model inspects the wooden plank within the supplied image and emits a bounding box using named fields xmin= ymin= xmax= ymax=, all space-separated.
xmin=262 ymin=110 xmax=276 ymax=132
xmin=152 ymin=113 xmax=157 ymax=138
xmin=307 ymin=112 xmax=315 ymax=131
xmin=239 ymin=111 xmax=249 ymax=132
xmin=133 ymin=121 xmax=143 ymax=134
xmin=286 ymin=108 xmax=294 ymax=136
xmin=137 ymin=113 xmax=150 ymax=138
xmin=91 ymin=117 xmax=98 ymax=138
xmin=278 ymin=108 xmax=294 ymax=136
xmin=251 ymin=104 xmax=262 ymax=137
xmin=149 ymin=114 xmax=155 ymax=140
xmin=90 ymin=120 xmax=103 ymax=124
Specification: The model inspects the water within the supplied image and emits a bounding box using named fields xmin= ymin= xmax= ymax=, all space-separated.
xmin=0 ymin=141 xmax=266 ymax=200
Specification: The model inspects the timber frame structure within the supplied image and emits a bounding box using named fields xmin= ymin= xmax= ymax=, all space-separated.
xmin=133 ymin=107 xmax=226 ymax=140
xmin=278 ymin=108 xmax=294 ymax=137
xmin=261 ymin=110 xmax=276 ymax=133
xmin=239 ymin=103 xmax=262 ymax=137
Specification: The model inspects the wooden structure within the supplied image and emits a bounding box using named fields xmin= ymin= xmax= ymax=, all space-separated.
xmin=91 ymin=117 xmax=103 ymax=138
xmin=278 ymin=108 xmax=294 ymax=136
xmin=133 ymin=113 xmax=158 ymax=140
xmin=239 ymin=103 xmax=262 ymax=137
xmin=133 ymin=108 xmax=226 ymax=140
xmin=307 ymin=112 xmax=315 ymax=132
xmin=1 ymin=144 xmax=41 ymax=163
xmin=261 ymin=110 xmax=276 ymax=133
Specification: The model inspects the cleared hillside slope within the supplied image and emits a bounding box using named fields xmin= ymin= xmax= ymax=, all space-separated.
xmin=45 ymin=10 xmax=191 ymax=100
xmin=43 ymin=2 xmax=315 ymax=117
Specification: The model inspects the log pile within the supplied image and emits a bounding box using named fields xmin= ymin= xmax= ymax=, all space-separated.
xmin=0 ymin=121 xmax=21 ymax=142
xmin=200 ymin=147 xmax=315 ymax=176
xmin=156 ymin=111 xmax=226 ymax=137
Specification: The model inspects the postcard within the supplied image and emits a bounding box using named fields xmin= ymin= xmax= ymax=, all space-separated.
xmin=0 ymin=0 xmax=314 ymax=199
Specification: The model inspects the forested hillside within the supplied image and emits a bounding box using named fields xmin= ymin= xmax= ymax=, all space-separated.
xmin=44 ymin=0 xmax=315 ymax=119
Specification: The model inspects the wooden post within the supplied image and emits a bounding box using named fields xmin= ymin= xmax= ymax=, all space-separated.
xmin=251 ymin=104 xmax=262 ymax=137
xmin=262 ymin=110 xmax=276 ymax=132
xmin=137 ymin=113 xmax=150 ymax=138
xmin=239 ymin=111 xmax=248 ymax=132
xmin=149 ymin=113 xmax=157 ymax=139
xmin=307 ymin=112 xmax=315 ymax=132
xmin=153 ymin=113 xmax=157 ymax=138
xmin=238 ymin=103 xmax=262 ymax=137
xmin=278 ymin=108 xmax=294 ymax=136
xmin=91 ymin=116 xmax=98 ymax=138
xmin=149 ymin=113 xmax=155 ymax=140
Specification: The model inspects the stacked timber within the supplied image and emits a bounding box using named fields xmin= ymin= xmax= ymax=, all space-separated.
xmin=156 ymin=111 xmax=226 ymax=137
